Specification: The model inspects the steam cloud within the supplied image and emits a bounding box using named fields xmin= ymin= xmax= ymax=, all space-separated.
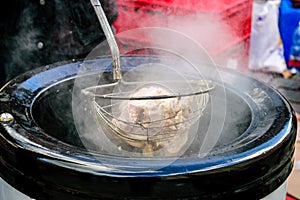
xmin=115 ymin=0 xmax=251 ymax=70
xmin=71 ymin=0 xmax=254 ymax=171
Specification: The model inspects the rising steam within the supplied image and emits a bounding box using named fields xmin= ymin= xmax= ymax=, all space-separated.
xmin=71 ymin=1 xmax=255 ymax=171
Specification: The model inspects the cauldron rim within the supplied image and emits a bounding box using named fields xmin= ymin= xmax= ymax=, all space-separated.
xmin=0 ymin=56 xmax=297 ymax=199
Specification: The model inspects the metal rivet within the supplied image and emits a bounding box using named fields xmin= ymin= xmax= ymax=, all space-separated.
xmin=0 ymin=113 xmax=14 ymax=123
xmin=40 ymin=0 xmax=46 ymax=5
xmin=37 ymin=41 xmax=44 ymax=49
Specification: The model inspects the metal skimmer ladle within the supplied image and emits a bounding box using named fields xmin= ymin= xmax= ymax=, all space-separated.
xmin=84 ymin=0 xmax=215 ymax=156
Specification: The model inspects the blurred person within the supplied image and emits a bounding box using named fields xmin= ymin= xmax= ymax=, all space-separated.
xmin=0 ymin=0 xmax=118 ymax=87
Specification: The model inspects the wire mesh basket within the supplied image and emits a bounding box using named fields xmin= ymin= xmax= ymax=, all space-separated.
xmin=82 ymin=79 xmax=213 ymax=155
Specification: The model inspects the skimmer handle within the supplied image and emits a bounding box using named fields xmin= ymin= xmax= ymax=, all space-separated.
xmin=90 ymin=0 xmax=122 ymax=80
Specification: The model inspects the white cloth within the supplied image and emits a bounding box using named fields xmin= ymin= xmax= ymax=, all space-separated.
xmin=249 ymin=0 xmax=287 ymax=73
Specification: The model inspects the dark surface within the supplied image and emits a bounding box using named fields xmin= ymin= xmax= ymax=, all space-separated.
xmin=0 ymin=0 xmax=119 ymax=87
xmin=249 ymin=71 xmax=300 ymax=114
xmin=0 ymin=56 xmax=297 ymax=199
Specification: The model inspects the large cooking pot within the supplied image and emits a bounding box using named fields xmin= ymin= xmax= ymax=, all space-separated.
xmin=0 ymin=55 xmax=297 ymax=200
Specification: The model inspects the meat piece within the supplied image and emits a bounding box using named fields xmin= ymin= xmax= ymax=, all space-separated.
xmin=111 ymin=85 xmax=195 ymax=155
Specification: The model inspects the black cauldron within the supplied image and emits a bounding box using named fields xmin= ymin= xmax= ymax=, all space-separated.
xmin=0 ymin=56 xmax=297 ymax=200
